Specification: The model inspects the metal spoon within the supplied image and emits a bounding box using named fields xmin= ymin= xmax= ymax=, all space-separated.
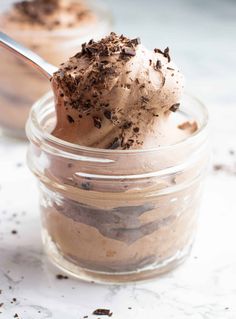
xmin=0 ymin=31 xmax=58 ymax=79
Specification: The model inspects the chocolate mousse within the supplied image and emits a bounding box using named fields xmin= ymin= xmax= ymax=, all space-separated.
xmin=36 ymin=33 xmax=203 ymax=279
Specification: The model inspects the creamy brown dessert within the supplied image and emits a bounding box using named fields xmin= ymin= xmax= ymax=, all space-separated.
xmin=51 ymin=33 xmax=192 ymax=148
xmin=0 ymin=0 xmax=110 ymax=137
xmin=33 ymin=33 xmax=203 ymax=279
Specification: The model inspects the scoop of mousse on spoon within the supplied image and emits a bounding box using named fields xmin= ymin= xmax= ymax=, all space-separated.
xmin=0 ymin=31 xmax=194 ymax=150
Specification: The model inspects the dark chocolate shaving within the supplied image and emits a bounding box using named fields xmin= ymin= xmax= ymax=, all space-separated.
xmin=154 ymin=47 xmax=171 ymax=62
xmin=155 ymin=59 xmax=162 ymax=70
xmin=67 ymin=115 xmax=75 ymax=123
xmin=141 ymin=96 xmax=149 ymax=104
xmin=93 ymin=309 xmax=113 ymax=316
xmin=164 ymin=47 xmax=171 ymax=62
xmin=107 ymin=137 xmax=121 ymax=150
xmin=93 ymin=116 xmax=102 ymax=129
xmin=169 ymin=103 xmax=180 ymax=112
xmin=104 ymin=110 xmax=112 ymax=120
xmin=122 ymin=121 xmax=132 ymax=129
xmin=56 ymin=274 xmax=68 ymax=280
xmin=130 ymin=37 xmax=141 ymax=45
xmin=122 ymin=47 xmax=136 ymax=56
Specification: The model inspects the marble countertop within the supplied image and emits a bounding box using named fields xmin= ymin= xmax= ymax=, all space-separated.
xmin=0 ymin=0 xmax=236 ymax=318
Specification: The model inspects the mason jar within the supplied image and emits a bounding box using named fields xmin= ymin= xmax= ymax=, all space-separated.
xmin=26 ymin=92 xmax=209 ymax=283
xmin=0 ymin=0 xmax=112 ymax=138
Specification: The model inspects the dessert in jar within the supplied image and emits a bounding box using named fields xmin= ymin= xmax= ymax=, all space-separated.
xmin=26 ymin=33 xmax=209 ymax=283
xmin=0 ymin=0 xmax=111 ymax=137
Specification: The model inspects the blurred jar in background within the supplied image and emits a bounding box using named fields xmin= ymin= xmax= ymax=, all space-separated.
xmin=0 ymin=0 xmax=112 ymax=138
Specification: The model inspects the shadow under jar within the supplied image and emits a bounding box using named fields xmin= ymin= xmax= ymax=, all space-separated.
xmin=26 ymin=92 xmax=209 ymax=283
xmin=0 ymin=0 xmax=111 ymax=138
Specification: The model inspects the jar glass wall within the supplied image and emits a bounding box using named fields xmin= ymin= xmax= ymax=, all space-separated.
xmin=0 ymin=0 xmax=112 ymax=138
xmin=26 ymin=92 xmax=209 ymax=283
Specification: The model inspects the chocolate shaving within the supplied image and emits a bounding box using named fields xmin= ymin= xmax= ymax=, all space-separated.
xmin=67 ymin=115 xmax=75 ymax=123
xmin=93 ymin=116 xmax=102 ymax=129
xmin=122 ymin=47 xmax=136 ymax=56
xmin=107 ymin=137 xmax=121 ymax=150
xmin=154 ymin=47 xmax=171 ymax=62
xmin=164 ymin=47 xmax=171 ymax=62
xmin=213 ymin=164 xmax=224 ymax=171
xmin=93 ymin=309 xmax=113 ymax=316
xmin=141 ymin=96 xmax=149 ymax=104
xmin=169 ymin=103 xmax=180 ymax=112
xmin=122 ymin=121 xmax=132 ymax=129
xmin=104 ymin=110 xmax=112 ymax=120
xmin=155 ymin=59 xmax=162 ymax=70
xmin=130 ymin=37 xmax=141 ymax=45
xmin=56 ymin=274 xmax=68 ymax=280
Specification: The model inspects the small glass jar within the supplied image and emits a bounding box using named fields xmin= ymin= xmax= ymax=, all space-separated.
xmin=0 ymin=0 xmax=112 ymax=138
xmin=26 ymin=92 xmax=209 ymax=283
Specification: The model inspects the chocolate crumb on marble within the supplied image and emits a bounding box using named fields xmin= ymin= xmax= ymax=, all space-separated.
xmin=213 ymin=164 xmax=224 ymax=171
xmin=93 ymin=309 xmax=113 ymax=316
xmin=56 ymin=274 xmax=68 ymax=280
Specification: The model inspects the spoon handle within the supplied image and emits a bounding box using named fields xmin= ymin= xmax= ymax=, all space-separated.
xmin=0 ymin=31 xmax=57 ymax=79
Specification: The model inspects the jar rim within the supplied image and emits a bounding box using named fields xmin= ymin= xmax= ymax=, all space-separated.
xmin=26 ymin=91 xmax=208 ymax=156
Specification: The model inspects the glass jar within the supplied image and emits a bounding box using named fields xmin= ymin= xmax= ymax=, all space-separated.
xmin=0 ymin=0 xmax=112 ymax=138
xmin=26 ymin=92 xmax=209 ymax=283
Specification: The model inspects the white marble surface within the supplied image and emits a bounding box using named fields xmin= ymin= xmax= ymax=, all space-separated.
xmin=0 ymin=0 xmax=236 ymax=318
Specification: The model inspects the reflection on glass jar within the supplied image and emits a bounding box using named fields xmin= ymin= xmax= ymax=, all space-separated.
xmin=0 ymin=0 xmax=112 ymax=138
xmin=26 ymin=93 xmax=209 ymax=283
